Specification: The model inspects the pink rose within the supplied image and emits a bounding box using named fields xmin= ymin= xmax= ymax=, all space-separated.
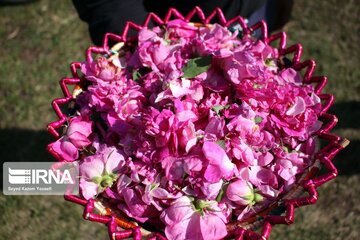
xmin=166 ymin=19 xmax=198 ymax=39
xmin=50 ymin=116 xmax=92 ymax=161
xmin=79 ymin=146 xmax=125 ymax=199
xmin=118 ymin=186 xmax=159 ymax=223
xmin=81 ymin=56 xmax=122 ymax=82
xmin=177 ymin=121 xmax=198 ymax=152
xmin=138 ymin=39 xmax=170 ymax=72
xmin=161 ymin=196 xmax=228 ymax=240
xmin=226 ymin=180 xmax=263 ymax=206
xmin=203 ymin=141 xmax=235 ymax=183
xmin=114 ymin=87 xmax=145 ymax=121
xmin=66 ymin=117 xmax=92 ymax=148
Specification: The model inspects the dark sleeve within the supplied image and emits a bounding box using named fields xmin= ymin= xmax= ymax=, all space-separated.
xmin=238 ymin=0 xmax=267 ymax=18
xmin=72 ymin=0 xmax=149 ymax=46
xmin=143 ymin=0 xmax=266 ymax=20
xmin=72 ymin=0 xmax=267 ymax=46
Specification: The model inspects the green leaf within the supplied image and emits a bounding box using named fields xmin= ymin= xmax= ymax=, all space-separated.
xmin=183 ymin=56 xmax=212 ymax=78
xmin=216 ymin=187 xmax=225 ymax=202
xmin=215 ymin=182 xmax=229 ymax=202
xmin=132 ymin=70 xmax=141 ymax=81
xmin=212 ymin=106 xmax=223 ymax=115
xmin=265 ymin=58 xmax=276 ymax=68
xmin=215 ymin=140 xmax=226 ymax=150
xmin=211 ymin=104 xmax=230 ymax=115
xmin=254 ymin=116 xmax=263 ymax=124
xmin=282 ymin=145 xmax=289 ymax=153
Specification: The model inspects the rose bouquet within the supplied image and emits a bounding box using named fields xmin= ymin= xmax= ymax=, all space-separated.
xmin=47 ymin=7 xmax=348 ymax=240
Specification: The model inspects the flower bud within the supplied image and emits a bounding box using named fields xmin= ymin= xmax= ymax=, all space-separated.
xmin=226 ymin=180 xmax=262 ymax=206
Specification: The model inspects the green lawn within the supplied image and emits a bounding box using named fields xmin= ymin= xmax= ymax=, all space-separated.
xmin=0 ymin=0 xmax=359 ymax=239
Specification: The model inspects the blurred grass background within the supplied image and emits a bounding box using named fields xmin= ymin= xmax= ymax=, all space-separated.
xmin=0 ymin=0 xmax=359 ymax=239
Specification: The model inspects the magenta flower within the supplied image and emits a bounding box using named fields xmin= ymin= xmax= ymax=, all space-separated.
xmin=239 ymin=166 xmax=279 ymax=197
xmin=197 ymin=23 xmax=239 ymax=55
xmin=174 ymin=98 xmax=198 ymax=123
xmin=201 ymin=180 xmax=223 ymax=200
xmin=226 ymin=180 xmax=263 ymax=206
xmin=270 ymin=103 xmax=322 ymax=140
xmin=66 ymin=117 xmax=92 ymax=148
xmin=161 ymin=156 xmax=185 ymax=182
xmin=114 ymin=87 xmax=145 ymax=121
xmin=220 ymin=50 xmax=266 ymax=85
xmin=204 ymin=117 xmax=225 ymax=139
xmin=142 ymin=183 xmax=181 ymax=211
xmin=200 ymin=67 xmax=230 ymax=92
xmin=138 ymin=35 xmax=170 ymax=72
xmin=144 ymin=108 xmax=180 ymax=153
xmin=272 ymin=159 xmax=300 ymax=186
xmin=166 ymin=19 xmax=198 ymax=39
xmin=50 ymin=116 xmax=92 ymax=161
xmin=118 ymin=186 xmax=160 ymax=223
xmin=279 ymin=68 xmax=302 ymax=84
xmin=81 ymin=56 xmax=123 ymax=82
xmin=155 ymin=78 xmax=204 ymax=104
xmin=286 ymin=96 xmax=306 ymax=116
xmin=161 ymin=196 xmax=228 ymax=240
xmin=55 ymin=19 xmax=326 ymax=233
xmin=79 ymin=146 xmax=125 ymax=200
xmin=203 ymin=141 xmax=235 ymax=183
xmin=183 ymin=155 xmax=204 ymax=177
xmin=177 ymin=122 xmax=198 ymax=152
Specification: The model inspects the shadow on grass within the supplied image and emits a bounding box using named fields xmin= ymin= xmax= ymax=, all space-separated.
xmin=332 ymin=139 xmax=360 ymax=176
xmin=0 ymin=128 xmax=54 ymax=188
xmin=328 ymin=100 xmax=360 ymax=176
xmin=329 ymin=101 xmax=360 ymax=129
xmin=0 ymin=128 xmax=53 ymax=162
